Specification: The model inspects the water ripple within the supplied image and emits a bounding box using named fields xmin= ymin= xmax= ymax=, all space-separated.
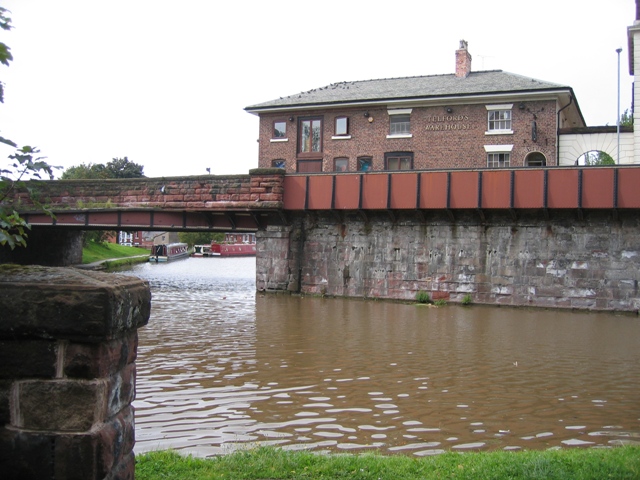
xmin=128 ymin=258 xmax=640 ymax=456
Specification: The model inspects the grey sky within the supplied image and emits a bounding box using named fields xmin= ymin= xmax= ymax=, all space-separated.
xmin=0 ymin=0 xmax=634 ymax=178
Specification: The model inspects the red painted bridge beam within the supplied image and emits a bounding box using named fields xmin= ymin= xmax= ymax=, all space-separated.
xmin=283 ymin=166 xmax=640 ymax=212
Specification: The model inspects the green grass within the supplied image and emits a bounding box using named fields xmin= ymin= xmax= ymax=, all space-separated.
xmin=82 ymin=241 xmax=149 ymax=264
xmin=415 ymin=290 xmax=431 ymax=304
xmin=135 ymin=446 xmax=640 ymax=480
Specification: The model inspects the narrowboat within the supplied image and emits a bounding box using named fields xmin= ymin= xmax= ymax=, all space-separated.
xmin=192 ymin=244 xmax=215 ymax=257
xmin=196 ymin=233 xmax=256 ymax=257
xmin=149 ymin=242 xmax=190 ymax=262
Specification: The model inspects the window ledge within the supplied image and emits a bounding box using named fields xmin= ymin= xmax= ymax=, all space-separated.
xmin=485 ymin=130 xmax=513 ymax=135
xmin=270 ymin=138 xmax=289 ymax=143
xmin=386 ymin=134 xmax=413 ymax=139
xmin=331 ymin=135 xmax=352 ymax=140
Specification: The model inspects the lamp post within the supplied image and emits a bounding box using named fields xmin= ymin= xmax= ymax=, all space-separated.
xmin=617 ymin=47 xmax=622 ymax=165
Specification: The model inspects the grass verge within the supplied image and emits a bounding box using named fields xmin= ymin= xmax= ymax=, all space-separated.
xmin=82 ymin=241 xmax=149 ymax=264
xmin=135 ymin=446 xmax=640 ymax=480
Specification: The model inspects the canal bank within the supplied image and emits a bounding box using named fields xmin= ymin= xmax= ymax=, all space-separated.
xmin=136 ymin=446 xmax=640 ymax=479
xmin=77 ymin=242 xmax=150 ymax=270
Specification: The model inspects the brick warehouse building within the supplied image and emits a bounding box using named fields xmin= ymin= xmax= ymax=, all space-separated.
xmin=245 ymin=40 xmax=588 ymax=173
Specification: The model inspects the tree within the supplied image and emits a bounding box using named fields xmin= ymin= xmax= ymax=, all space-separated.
xmin=61 ymin=157 xmax=144 ymax=179
xmin=0 ymin=5 xmax=13 ymax=104
xmin=0 ymin=7 xmax=57 ymax=249
xmin=61 ymin=157 xmax=144 ymax=246
xmin=178 ymin=231 xmax=225 ymax=247
xmin=105 ymin=157 xmax=144 ymax=178
xmin=60 ymin=162 xmax=108 ymax=179
xmin=620 ymin=108 xmax=633 ymax=127
xmin=580 ymin=150 xmax=615 ymax=166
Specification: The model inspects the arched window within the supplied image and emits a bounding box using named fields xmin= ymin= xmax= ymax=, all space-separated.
xmin=576 ymin=150 xmax=615 ymax=166
xmin=525 ymin=152 xmax=546 ymax=167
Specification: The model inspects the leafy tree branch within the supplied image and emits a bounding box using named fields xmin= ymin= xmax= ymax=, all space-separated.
xmin=0 ymin=6 xmax=58 ymax=249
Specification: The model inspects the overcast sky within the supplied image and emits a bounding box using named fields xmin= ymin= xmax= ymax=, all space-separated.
xmin=0 ymin=0 xmax=635 ymax=178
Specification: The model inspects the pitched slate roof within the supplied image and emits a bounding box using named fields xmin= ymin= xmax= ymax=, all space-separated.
xmin=245 ymin=70 xmax=573 ymax=112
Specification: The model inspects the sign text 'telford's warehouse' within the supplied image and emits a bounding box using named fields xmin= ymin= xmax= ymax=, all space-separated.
xmin=426 ymin=115 xmax=472 ymax=131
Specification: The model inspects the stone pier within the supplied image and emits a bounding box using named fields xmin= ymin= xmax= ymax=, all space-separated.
xmin=0 ymin=265 xmax=151 ymax=480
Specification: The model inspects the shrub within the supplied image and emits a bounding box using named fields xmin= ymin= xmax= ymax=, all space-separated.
xmin=434 ymin=299 xmax=447 ymax=306
xmin=415 ymin=290 xmax=431 ymax=304
xmin=461 ymin=294 xmax=472 ymax=306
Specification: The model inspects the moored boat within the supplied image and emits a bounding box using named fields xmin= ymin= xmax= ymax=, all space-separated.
xmin=209 ymin=233 xmax=256 ymax=257
xmin=192 ymin=244 xmax=219 ymax=257
xmin=149 ymin=242 xmax=189 ymax=262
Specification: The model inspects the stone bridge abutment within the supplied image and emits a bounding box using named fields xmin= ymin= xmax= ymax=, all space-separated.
xmin=257 ymin=210 xmax=640 ymax=311
xmin=0 ymin=265 xmax=151 ymax=480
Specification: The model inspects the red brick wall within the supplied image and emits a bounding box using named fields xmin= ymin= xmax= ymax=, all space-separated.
xmin=258 ymin=100 xmax=558 ymax=172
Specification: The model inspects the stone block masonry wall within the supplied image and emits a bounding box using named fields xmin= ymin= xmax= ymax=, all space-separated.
xmin=261 ymin=210 xmax=640 ymax=312
xmin=0 ymin=266 xmax=151 ymax=480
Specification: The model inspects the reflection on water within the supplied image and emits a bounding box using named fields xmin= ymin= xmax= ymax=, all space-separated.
xmin=128 ymin=257 xmax=640 ymax=457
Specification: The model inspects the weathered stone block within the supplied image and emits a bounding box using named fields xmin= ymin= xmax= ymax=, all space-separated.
xmin=0 ymin=429 xmax=55 ymax=480
xmin=0 ymin=266 xmax=150 ymax=343
xmin=13 ymin=379 xmax=107 ymax=431
xmin=0 ymin=380 xmax=11 ymax=425
xmin=53 ymin=407 xmax=134 ymax=480
xmin=64 ymin=332 xmax=138 ymax=379
xmin=0 ymin=340 xmax=57 ymax=379
xmin=106 ymin=364 xmax=136 ymax=418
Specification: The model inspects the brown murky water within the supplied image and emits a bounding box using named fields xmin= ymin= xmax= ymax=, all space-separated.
xmin=128 ymin=257 xmax=640 ymax=457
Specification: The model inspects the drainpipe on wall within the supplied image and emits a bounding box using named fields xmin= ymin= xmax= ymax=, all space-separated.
xmin=557 ymin=95 xmax=573 ymax=165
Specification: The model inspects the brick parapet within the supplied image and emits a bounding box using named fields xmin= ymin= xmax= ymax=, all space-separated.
xmin=10 ymin=171 xmax=285 ymax=212
xmin=0 ymin=266 xmax=151 ymax=480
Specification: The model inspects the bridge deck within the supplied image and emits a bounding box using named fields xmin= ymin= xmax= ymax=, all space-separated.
xmin=10 ymin=167 xmax=640 ymax=231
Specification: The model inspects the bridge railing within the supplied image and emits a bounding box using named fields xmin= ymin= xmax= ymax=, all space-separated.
xmin=283 ymin=166 xmax=640 ymax=211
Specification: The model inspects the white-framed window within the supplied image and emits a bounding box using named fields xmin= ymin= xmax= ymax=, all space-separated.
xmin=387 ymin=108 xmax=412 ymax=138
xmin=270 ymin=120 xmax=288 ymax=143
xmin=274 ymin=120 xmax=286 ymax=137
xmin=335 ymin=117 xmax=349 ymax=135
xmin=487 ymin=153 xmax=510 ymax=168
xmin=332 ymin=116 xmax=352 ymax=140
xmin=486 ymin=104 xmax=513 ymax=134
xmin=485 ymin=144 xmax=513 ymax=168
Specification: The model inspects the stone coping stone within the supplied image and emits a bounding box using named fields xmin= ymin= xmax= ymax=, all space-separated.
xmin=0 ymin=265 xmax=150 ymax=342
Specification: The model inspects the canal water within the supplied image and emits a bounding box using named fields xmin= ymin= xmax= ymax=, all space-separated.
xmin=126 ymin=257 xmax=640 ymax=457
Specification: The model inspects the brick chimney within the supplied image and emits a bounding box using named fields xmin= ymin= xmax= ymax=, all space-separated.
xmin=455 ymin=40 xmax=472 ymax=78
